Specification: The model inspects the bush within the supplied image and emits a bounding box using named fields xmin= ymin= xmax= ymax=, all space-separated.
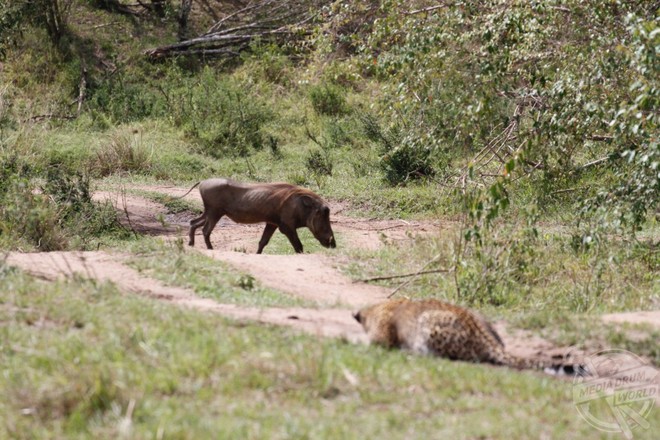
xmin=92 ymin=128 xmax=152 ymax=176
xmin=43 ymin=168 xmax=120 ymax=241
xmin=164 ymin=67 xmax=272 ymax=158
xmin=309 ymin=84 xmax=347 ymax=116
xmin=305 ymin=149 xmax=333 ymax=176
xmin=360 ymin=114 xmax=442 ymax=185
xmin=88 ymin=74 xmax=163 ymax=123
xmin=0 ymin=178 xmax=67 ymax=251
xmin=0 ymin=148 xmax=121 ymax=251
xmin=380 ymin=138 xmax=435 ymax=185
xmin=0 ymin=153 xmax=32 ymax=195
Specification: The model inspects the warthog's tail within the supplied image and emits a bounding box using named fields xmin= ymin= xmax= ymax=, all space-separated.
xmin=169 ymin=181 xmax=201 ymax=201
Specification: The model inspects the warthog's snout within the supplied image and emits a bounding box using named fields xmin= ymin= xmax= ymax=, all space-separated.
xmin=329 ymin=236 xmax=336 ymax=248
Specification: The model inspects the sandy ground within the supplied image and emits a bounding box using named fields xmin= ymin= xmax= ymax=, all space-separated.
xmin=5 ymin=183 xmax=659 ymax=376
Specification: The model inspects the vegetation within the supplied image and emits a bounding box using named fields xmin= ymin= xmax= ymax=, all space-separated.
xmin=0 ymin=0 xmax=657 ymax=437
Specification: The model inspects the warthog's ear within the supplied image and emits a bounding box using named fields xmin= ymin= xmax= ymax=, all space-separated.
xmin=300 ymin=196 xmax=314 ymax=208
xmin=323 ymin=206 xmax=330 ymax=216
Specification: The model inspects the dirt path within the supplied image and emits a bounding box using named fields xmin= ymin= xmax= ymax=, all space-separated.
xmin=5 ymin=251 xmax=368 ymax=344
xmin=200 ymin=251 xmax=388 ymax=308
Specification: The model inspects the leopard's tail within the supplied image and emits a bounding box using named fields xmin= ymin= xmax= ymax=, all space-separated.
xmin=490 ymin=348 xmax=589 ymax=376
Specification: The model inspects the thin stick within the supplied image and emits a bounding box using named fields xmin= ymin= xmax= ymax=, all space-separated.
xmin=579 ymin=156 xmax=609 ymax=170
xmin=405 ymin=4 xmax=449 ymax=15
xmin=549 ymin=186 xmax=588 ymax=196
xmin=387 ymin=255 xmax=443 ymax=298
xmin=357 ymin=268 xmax=450 ymax=283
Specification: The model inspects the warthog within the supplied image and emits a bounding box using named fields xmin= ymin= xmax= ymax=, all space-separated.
xmin=182 ymin=178 xmax=336 ymax=253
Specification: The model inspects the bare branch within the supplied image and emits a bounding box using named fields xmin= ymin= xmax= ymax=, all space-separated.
xmin=404 ymin=3 xmax=450 ymax=15
xmin=587 ymin=134 xmax=614 ymax=142
xmin=356 ymin=268 xmax=450 ymax=283
xmin=388 ymin=255 xmax=444 ymax=298
xmin=579 ymin=156 xmax=609 ymax=170
xmin=146 ymin=0 xmax=325 ymax=60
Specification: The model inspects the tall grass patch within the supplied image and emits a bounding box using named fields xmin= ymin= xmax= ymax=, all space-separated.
xmin=92 ymin=127 xmax=153 ymax=177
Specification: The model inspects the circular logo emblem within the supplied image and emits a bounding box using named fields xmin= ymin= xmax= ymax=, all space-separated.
xmin=573 ymin=349 xmax=658 ymax=439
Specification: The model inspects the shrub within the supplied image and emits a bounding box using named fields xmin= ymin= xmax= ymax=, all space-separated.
xmin=92 ymin=128 xmax=152 ymax=176
xmin=44 ymin=167 xmax=120 ymax=247
xmin=361 ymin=114 xmax=442 ymax=185
xmin=88 ymin=75 xmax=163 ymax=123
xmin=0 ymin=153 xmax=32 ymax=195
xmin=0 ymin=178 xmax=67 ymax=251
xmin=309 ymin=83 xmax=347 ymax=116
xmin=380 ymin=138 xmax=435 ymax=185
xmin=164 ymin=67 xmax=272 ymax=158
xmin=0 ymin=143 xmax=121 ymax=251
xmin=305 ymin=149 xmax=333 ymax=177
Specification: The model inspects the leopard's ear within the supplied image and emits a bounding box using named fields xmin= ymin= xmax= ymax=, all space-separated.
xmin=352 ymin=311 xmax=362 ymax=324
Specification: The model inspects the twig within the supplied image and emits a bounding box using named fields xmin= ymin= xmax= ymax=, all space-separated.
xmin=87 ymin=21 xmax=122 ymax=30
xmin=356 ymin=268 xmax=450 ymax=283
xmin=549 ymin=186 xmax=588 ymax=196
xmin=405 ymin=4 xmax=450 ymax=15
xmin=388 ymin=254 xmax=443 ymax=298
xmin=77 ymin=66 xmax=87 ymax=117
xmin=120 ymin=186 xmax=139 ymax=239
xmin=579 ymin=156 xmax=609 ymax=170
xmin=587 ymin=134 xmax=614 ymax=142
xmin=304 ymin=125 xmax=325 ymax=148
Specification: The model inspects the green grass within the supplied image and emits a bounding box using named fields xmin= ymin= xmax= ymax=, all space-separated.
xmin=343 ymin=227 xmax=658 ymax=313
xmin=121 ymin=237 xmax=316 ymax=308
xmin=3 ymin=267 xmax=657 ymax=439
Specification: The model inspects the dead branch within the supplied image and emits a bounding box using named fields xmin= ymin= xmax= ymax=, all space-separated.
xmin=145 ymin=0 xmax=327 ymax=60
xmin=77 ymin=66 xmax=87 ymax=117
xmin=405 ymin=3 xmax=450 ymax=15
xmin=549 ymin=187 xmax=589 ymax=196
xmin=579 ymin=156 xmax=609 ymax=170
xmin=388 ymin=255 xmax=444 ymax=298
xmin=23 ymin=114 xmax=76 ymax=123
xmin=550 ymin=6 xmax=571 ymax=13
xmin=587 ymin=134 xmax=614 ymax=142
xmin=356 ymin=268 xmax=450 ymax=283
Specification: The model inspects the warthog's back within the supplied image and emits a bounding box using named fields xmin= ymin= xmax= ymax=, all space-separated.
xmin=198 ymin=178 xmax=313 ymax=224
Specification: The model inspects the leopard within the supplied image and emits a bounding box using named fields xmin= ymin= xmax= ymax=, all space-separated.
xmin=353 ymin=298 xmax=585 ymax=374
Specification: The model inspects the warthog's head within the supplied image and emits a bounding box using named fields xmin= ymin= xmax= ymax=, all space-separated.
xmin=304 ymin=199 xmax=336 ymax=249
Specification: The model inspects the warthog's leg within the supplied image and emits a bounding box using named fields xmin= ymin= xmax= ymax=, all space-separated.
xmin=278 ymin=225 xmax=304 ymax=254
xmin=188 ymin=213 xmax=206 ymax=247
xmin=257 ymin=223 xmax=277 ymax=254
xmin=202 ymin=212 xmax=223 ymax=250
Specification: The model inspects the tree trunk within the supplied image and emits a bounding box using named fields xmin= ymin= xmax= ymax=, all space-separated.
xmin=178 ymin=0 xmax=193 ymax=41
